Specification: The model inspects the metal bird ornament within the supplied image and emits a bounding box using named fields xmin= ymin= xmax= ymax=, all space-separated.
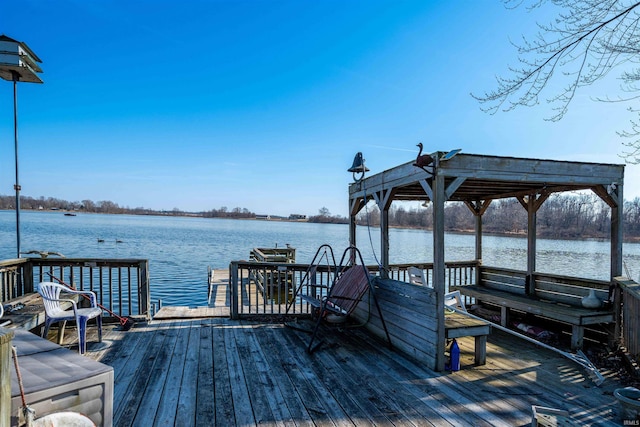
xmin=413 ymin=143 xmax=434 ymax=173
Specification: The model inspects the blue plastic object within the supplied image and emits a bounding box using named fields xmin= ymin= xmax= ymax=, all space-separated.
xmin=450 ymin=339 xmax=460 ymax=371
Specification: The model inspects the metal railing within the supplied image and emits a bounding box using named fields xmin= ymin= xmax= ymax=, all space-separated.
xmin=229 ymin=260 xmax=479 ymax=319
xmin=0 ymin=257 xmax=151 ymax=319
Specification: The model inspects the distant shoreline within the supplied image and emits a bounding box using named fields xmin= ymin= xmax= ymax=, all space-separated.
xmin=2 ymin=208 xmax=635 ymax=244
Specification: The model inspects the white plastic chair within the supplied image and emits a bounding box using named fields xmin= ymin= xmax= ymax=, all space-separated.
xmin=38 ymin=282 xmax=103 ymax=355
xmin=444 ymin=290 xmax=467 ymax=313
xmin=408 ymin=267 xmax=428 ymax=286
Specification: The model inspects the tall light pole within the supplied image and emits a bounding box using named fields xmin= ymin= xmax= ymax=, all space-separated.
xmin=0 ymin=35 xmax=43 ymax=258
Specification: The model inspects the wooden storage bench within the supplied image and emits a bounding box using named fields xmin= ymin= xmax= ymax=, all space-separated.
xmin=10 ymin=328 xmax=113 ymax=426
xmin=453 ymin=268 xmax=615 ymax=350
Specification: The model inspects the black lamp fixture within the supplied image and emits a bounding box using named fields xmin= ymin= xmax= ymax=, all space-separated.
xmin=348 ymin=152 xmax=369 ymax=182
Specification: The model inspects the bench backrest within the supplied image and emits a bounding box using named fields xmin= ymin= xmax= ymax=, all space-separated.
xmin=535 ymin=274 xmax=609 ymax=307
xmin=480 ymin=267 xmax=610 ymax=308
xmin=326 ymin=265 xmax=370 ymax=315
xmin=481 ymin=268 xmax=526 ymax=295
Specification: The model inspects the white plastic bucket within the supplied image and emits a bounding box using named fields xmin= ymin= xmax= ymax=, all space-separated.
xmin=614 ymin=387 xmax=640 ymax=421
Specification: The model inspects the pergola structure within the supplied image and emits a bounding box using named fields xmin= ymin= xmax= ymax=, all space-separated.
xmin=347 ymin=152 xmax=625 ymax=369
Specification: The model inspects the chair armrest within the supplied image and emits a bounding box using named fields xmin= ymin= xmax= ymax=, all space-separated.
xmin=41 ymin=295 xmax=79 ymax=314
xmin=60 ymin=288 xmax=98 ymax=308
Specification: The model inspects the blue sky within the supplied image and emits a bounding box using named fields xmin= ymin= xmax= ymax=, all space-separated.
xmin=0 ymin=1 xmax=636 ymax=217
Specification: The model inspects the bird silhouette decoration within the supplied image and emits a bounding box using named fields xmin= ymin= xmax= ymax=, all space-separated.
xmin=413 ymin=142 xmax=434 ymax=173
xmin=21 ymin=250 xmax=65 ymax=259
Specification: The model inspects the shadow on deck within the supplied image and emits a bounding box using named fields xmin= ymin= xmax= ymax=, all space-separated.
xmin=74 ymin=316 xmax=623 ymax=427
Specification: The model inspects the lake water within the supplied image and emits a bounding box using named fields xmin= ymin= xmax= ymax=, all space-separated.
xmin=2 ymin=210 xmax=640 ymax=306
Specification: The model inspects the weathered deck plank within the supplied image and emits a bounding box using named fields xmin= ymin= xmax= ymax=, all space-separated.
xmin=330 ymin=328 xmax=498 ymax=427
xmin=131 ymin=320 xmax=182 ymax=427
xmin=281 ymin=325 xmax=425 ymax=427
xmin=211 ymin=319 xmax=236 ymax=427
xmin=154 ymin=320 xmax=192 ymax=426
xmin=250 ymin=325 xmax=315 ymax=427
xmin=175 ymin=319 xmax=202 ymax=426
xmin=114 ymin=320 xmax=178 ymax=427
xmin=195 ymin=318 xmax=215 ymax=427
xmin=233 ymin=323 xmax=296 ymax=427
xmin=61 ymin=315 xmax=626 ymax=427
xmin=224 ymin=322 xmax=256 ymax=426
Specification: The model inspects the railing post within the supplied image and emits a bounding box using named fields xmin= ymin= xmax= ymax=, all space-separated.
xmin=230 ymin=262 xmax=238 ymax=319
xmin=0 ymin=327 xmax=15 ymax=427
xmin=614 ymin=276 xmax=638 ymax=353
xmin=22 ymin=258 xmax=34 ymax=294
xmin=138 ymin=260 xmax=151 ymax=319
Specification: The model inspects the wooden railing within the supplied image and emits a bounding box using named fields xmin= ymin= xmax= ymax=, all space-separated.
xmin=228 ymin=260 xmax=479 ymax=319
xmin=615 ymin=276 xmax=640 ymax=357
xmin=0 ymin=258 xmax=151 ymax=319
xmin=0 ymin=259 xmax=28 ymax=302
xmin=386 ymin=261 xmax=478 ymax=287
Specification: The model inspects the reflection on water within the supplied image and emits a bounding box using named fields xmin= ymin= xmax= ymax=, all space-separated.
xmin=1 ymin=211 xmax=639 ymax=306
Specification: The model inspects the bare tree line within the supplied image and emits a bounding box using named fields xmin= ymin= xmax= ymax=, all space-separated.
xmin=357 ymin=193 xmax=640 ymax=241
xmin=0 ymin=195 xmax=255 ymax=218
xmin=2 ymin=193 xmax=640 ymax=240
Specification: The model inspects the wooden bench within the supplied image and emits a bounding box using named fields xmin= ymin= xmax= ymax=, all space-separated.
xmin=352 ymin=277 xmax=491 ymax=370
xmin=445 ymin=311 xmax=490 ymax=365
xmin=453 ymin=267 xmax=615 ymax=350
xmin=1 ymin=293 xmax=48 ymax=330
xmin=2 ymin=292 xmax=78 ymax=333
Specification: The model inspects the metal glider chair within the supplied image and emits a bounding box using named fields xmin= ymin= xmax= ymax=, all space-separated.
xmin=286 ymin=244 xmax=337 ymax=315
xmin=38 ymin=281 xmax=103 ymax=355
xmin=303 ymin=246 xmax=392 ymax=353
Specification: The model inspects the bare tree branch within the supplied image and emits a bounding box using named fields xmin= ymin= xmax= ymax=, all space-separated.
xmin=473 ymin=1 xmax=640 ymax=161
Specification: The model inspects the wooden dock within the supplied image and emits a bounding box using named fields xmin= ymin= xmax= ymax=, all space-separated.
xmin=156 ymin=269 xmax=231 ymax=319
xmin=28 ymin=268 xmax=624 ymax=426
xmin=71 ymin=317 xmax=623 ymax=426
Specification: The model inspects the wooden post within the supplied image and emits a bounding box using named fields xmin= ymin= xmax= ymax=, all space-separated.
xmin=475 ymin=213 xmax=482 ymax=264
xmin=380 ymin=208 xmax=389 ymax=278
xmin=138 ymin=260 xmax=151 ymax=318
xmin=373 ymin=189 xmax=393 ymax=279
xmin=230 ymin=262 xmax=239 ymax=320
xmin=611 ymin=185 xmax=624 ymax=347
xmin=0 ymin=327 xmax=14 ymax=427
xmin=432 ymin=173 xmax=446 ymax=372
xmin=349 ymin=210 xmax=357 ymax=248
xmin=611 ymin=184 xmax=623 ymax=279
xmin=348 ymin=195 xmax=365 ymax=250
xmin=526 ymin=195 xmax=537 ymax=295
xmin=22 ymin=258 xmax=33 ymax=294
xmin=474 ymin=208 xmax=483 ymax=287
xmin=464 ymin=199 xmax=490 ymax=287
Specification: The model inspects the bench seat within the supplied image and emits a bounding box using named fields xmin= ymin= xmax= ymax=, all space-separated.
xmin=445 ymin=311 xmax=490 ymax=365
xmin=452 ymin=285 xmax=615 ymax=349
xmin=2 ymin=293 xmax=48 ymax=330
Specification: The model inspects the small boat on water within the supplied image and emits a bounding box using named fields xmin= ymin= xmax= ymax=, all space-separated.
xmin=64 ymin=213 xmax=76 ymax=216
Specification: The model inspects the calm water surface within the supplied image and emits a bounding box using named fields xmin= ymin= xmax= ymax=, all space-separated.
xmin=2 ymin=211 xmax=639 ymax=306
